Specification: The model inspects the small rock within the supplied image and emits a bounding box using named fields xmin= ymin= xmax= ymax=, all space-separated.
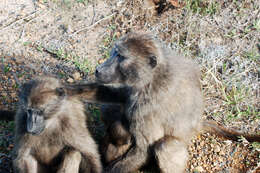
xmin=10 ymin=93 xmax=16 ymax=98
xmin=218 ymin=156 xmax=224 ymax=162
xmin=219 ymin=150 xmax=225 ymax=156
xmin=214 ymin=145 xmax=221 ymax=153
xmin=2 ymin=92 xmax=7 ymax=97
xmin=67 ymin=78 xmax=74 ymax=83
xmin=98 ymin=59 xmax=105 ymax=64
xmin=72 ymin=72 xmax=81 ymax=80
xmin=194 ymin=166 xmax=204 ymax=172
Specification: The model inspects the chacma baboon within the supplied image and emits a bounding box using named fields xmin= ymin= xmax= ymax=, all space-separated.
xmin=67 ymin=32 xmax=260 ymax=173
xmin=13 ymin=76 xmax=102 ymax=173
xmin=95 ymin=32 xmax=203 ymax=173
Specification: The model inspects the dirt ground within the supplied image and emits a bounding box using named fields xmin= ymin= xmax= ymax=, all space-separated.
xmin=0 ymin=0 xmax=259 ymax=172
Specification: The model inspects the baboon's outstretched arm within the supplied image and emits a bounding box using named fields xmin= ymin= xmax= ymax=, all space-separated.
xmin=65 ymin=83 xmax=129 ymax=104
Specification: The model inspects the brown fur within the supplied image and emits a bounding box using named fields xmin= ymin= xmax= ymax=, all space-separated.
xmin=65 ymin=33 xmax=203 ymax=173
xmin=98 ymin=32 xmax=203 ymax=173
xmin=104 ymin=33 xmax=260 ymax=173
xmin=64 ymin=32 xmax=260 ymax=173
xmin=12 ymin=76 xmax=102 ymax=173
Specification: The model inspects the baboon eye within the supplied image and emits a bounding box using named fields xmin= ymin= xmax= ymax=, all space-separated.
xmin=56 ymin=87 xmax=65 ymax=96
xmin=118 ymin=54 xmax=126 ymax=62
xmin=149 ymin=55 xmax=157 ymax=68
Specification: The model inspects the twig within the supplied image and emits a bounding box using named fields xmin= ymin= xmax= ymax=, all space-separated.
xmin=0 ymin=10 xmax=38 ymax=32
xmin=91 ymin=1 xmax=97 ymax=25
xmin=69 ymin=13 xmax=116 ymax=36
xmin=18 ymin=10 xmax=51 ymax=40
xmin=0 ymin=9 xmax=51 ymax=34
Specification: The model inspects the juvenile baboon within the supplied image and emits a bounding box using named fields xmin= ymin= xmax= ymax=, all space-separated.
xmin=13 ymin=76 xmax=102 ymax=173
xmin=68 ymin=32 xmax=260 ymax=173
xmin=99 ymin=105 xmax=132 ymax=164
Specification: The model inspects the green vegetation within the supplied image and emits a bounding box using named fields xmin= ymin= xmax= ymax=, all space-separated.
xmin=185 ymin=0 xmax=220 ymax=15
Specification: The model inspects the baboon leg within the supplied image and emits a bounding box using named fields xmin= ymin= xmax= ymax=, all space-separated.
xmin=57 ymin=150 xmax=82 ymax=173
xmin=154 ymin=137 xmax=188 ymax=173
xmin=13 ymin=155 xmax=47 ymax=173
xmin=66 ymin=131 xmax=102 ymax=173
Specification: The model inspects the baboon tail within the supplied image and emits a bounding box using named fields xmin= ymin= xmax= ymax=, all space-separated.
xmin=0 ymin=110 xmax=15 ymax=121
xmin=202 ymin=120 xmax=260 ymax=143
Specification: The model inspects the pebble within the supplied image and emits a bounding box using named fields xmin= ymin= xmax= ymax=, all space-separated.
xmin=98 ymin=59 xmax=106 ymax=64
xmin=67 ymin=78 xmax=74 ymax=83
xmin=72 ymin=72 xmax=81 ymax=80
xmin=194 ymin=166 xmax=204 ymax=172
xmin=214 ymin=145 xmax=221 ymax=153
xmin=2 ymin=93 xmax=7 ymax=97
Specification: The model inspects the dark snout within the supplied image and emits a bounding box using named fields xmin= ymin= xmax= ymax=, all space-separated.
xmin=26 ymin=109 xmax=45 ymax=135
xmin=95 ymin=57 xmax=119 ymax=84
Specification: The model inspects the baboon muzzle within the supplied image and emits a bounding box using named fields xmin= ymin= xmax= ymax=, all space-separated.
xmin=26 ymin=109 xmax=45 ymax=135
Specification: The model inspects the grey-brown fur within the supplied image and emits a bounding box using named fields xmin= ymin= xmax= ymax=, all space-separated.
xmin=64 ymin=32 xmax=260 ymax=173
xmin=98 ymin=33 xmax=260 ymax=173
xmin=94 ymin=32 xmax=203 ymax=173
xmin=12 ymin=76 xmax=102 ymax=173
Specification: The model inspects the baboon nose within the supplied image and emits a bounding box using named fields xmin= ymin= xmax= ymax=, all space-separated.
xmin=95 ymin=69 xmax=99 ymax=77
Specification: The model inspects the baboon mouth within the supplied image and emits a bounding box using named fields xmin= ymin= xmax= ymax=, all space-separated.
xmin=28 ymin=125 xmax=45 ymax=135
xmin=29 ymin=128 xmax=44 ymax=135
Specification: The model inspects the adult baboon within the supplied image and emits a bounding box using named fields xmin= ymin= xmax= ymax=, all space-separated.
xmin=95 ymin=32 xmax=203 ymax=173
xmin=68 ymin=32 xmax=260 ymax=173
xmin=13 ymin=76 xmax=102 ymax=173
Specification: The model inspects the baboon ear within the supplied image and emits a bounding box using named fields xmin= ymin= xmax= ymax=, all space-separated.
xmin=148 ymin=55 xmax=157 ymax=68
xmin=56 ymin=87 xmax=66 ymax=96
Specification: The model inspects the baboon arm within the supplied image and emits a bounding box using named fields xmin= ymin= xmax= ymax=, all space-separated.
xmin=64 ymin=131 xmax=102 ymax=173
xmin=13 ymin=154 xmax=45 ymax=173
xmin=65 ymin=83 xmax=128 ymax=104
xmin=57 ymin=150 xmax=82 ymax=173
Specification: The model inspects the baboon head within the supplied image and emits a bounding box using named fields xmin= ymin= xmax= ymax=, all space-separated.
xmin=95 ymin=33 xmax=162 ymax=87
xmin=20 ymin=77 xmax=66 ymax=135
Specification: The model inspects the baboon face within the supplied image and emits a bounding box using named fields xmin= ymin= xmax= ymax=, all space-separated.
xmin=95 ymin=33 xmax=158 ymax=87
xmin=22 ymin=79 xmax=66 ymax=135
